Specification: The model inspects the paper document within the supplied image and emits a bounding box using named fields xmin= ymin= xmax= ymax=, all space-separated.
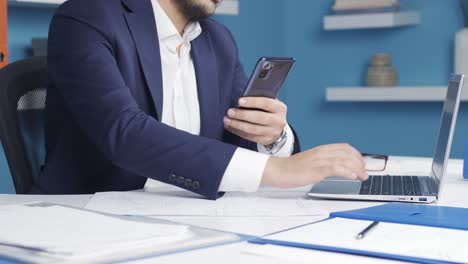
xmin=85 ymin=190 xmax=326 ymax=217
xmin=243 ymin=244 xmax=404 ymax=264
xmin=371 ymin=156 xmax=463 ymax=177
xmin=0 ymin=204 xmax=192 ymax=259
xmin=262 ymin=218 xmax=468 ymax=263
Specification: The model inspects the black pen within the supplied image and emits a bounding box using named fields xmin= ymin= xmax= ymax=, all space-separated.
xmin=355 ymin=221 xmax=379 ymax=240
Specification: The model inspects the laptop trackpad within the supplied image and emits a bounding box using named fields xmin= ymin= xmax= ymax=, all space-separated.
xmin=311 ymin=179 xmax=361 ymax=195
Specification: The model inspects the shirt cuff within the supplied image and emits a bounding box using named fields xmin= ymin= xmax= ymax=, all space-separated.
xmin=257 ymin=123 xmax=295 ymax=157
xmin=218 ymin=147 xmax=269 ymax=192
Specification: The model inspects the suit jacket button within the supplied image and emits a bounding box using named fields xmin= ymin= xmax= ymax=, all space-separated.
xmin=184 ymin=179 xmax=192 ymax=188
xmin=177 ymin=176 xmax=185 ymax=185
xmin=192 ymin=181 xmax=200 ymax=190
xmin=168 ymin=174 xmax=177 ymax=182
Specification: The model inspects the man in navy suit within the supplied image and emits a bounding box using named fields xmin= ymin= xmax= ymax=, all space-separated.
xmin=33 ymin=0 xmax=368 ymax=199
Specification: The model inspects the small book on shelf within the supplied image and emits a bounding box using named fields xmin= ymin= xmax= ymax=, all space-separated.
xmin=332 ymin=0 xmax=400 ymax=14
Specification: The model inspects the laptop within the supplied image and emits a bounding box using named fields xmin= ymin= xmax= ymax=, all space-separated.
xmin=308 ymin=74 xmax=464 ymax=204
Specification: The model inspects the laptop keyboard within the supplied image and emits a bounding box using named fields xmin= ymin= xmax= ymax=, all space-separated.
xmin=359 ymin=176 xmax=437 ymax=196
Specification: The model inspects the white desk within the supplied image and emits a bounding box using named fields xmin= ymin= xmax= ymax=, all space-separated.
xmin=0 ymin=156 xmax=467 ymax=263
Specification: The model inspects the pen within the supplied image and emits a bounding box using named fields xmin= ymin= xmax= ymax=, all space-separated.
xmin=355 ymin=221 xmax=379 ymax=240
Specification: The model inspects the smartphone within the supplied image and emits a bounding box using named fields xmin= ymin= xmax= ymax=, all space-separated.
xmin=238 ymin=57 xmax=295 ymax=108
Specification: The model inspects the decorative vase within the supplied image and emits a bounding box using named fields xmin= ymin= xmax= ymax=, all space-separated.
xmin=455 ymin=28 xmax=468 ymax=75
xmin=366 ymin=53 xmax=398 ymax=87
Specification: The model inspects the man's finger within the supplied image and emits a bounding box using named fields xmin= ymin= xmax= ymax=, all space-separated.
xmin=227 ymin=108 xmax=277 ymax=126
xmin=316 ymin=143 xmax=365 ymax=169
xmin=317 ymin=149 xmax=367 ymax=180
xmin=224 ymin=117 xmax=273 ymax=136
xmin=238 ymin=97 xmax=286 ymax=113
xmin=326 ymin=164 xmax=359 ymax=181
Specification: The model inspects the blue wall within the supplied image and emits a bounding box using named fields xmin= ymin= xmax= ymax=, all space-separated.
xmin=282 ymin=0 xmax=467 ymax=158
xmin=1 ymin=0 xmax=466 ymax=193
xmin=8 ymin=6 xmax=54 ymax=62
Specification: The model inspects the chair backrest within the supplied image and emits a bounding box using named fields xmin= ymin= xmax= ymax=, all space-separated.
xmin=0 ymin=56 xmax=47 ymax=194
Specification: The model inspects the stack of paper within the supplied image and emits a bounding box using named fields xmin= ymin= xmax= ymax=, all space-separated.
xmin=0 ymin=204 xmax=192 ymax=261
xmin=84 ymin=190 xmax=326 ymax=217
xmin=243 ymin=244 xmax=401 ymax=264
xmin=255 ymin=218 xmax=468 ymax=263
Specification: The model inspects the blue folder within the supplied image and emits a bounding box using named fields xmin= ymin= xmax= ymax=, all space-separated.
xmin=250 ymin=203 xmax=468 ymax=264
xmin=331 ymin=203 xmax=468 ymax=231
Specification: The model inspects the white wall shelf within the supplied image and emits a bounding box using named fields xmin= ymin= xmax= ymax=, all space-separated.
xmin=325 ymin=86 xmax=468 ymax=102
xmin=323 ymin=11 xmax=420 ymax=30
xmin=8 ymin=0 xmax=239 ymax=15
xmin=215 ymin=0 xmax=239 ymax=15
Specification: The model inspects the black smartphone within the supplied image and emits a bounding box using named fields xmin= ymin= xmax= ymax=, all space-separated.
xmin=238 ymin=57 xmax=295 ymax=108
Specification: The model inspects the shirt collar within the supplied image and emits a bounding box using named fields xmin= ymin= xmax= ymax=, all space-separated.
xmin=151 ymin=0 xmax=202 ymax=43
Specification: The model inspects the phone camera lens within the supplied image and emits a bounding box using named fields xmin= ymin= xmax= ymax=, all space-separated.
xmin=258 ymin=69 xmax=268 ymax=79
xmin=263 ymin=62 xmax=272 ymax=70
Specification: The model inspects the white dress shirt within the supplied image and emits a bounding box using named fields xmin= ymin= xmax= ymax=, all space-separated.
xmin=145 ymin=0 xmax=295 ymax=192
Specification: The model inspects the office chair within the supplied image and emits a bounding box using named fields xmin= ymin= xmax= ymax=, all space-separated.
xmin=0 ymin=56 xmax=47 ymax=194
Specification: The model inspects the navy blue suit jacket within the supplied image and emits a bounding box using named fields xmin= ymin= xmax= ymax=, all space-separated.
xmin=32 ymin=0 xmax=300 ymax=199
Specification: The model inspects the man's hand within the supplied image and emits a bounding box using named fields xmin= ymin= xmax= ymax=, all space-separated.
xmin=262 ymin=143 xmax=368 ymax=188
xmin=224 ymin=97 xmax=287 ymax=145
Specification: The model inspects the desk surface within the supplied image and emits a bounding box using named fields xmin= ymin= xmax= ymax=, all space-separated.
xmin=0 ymin=156 xmax=467 ymax=263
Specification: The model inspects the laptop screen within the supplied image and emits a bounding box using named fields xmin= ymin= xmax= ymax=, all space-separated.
xmin=431 ymin=74 xmax=464 ymax=184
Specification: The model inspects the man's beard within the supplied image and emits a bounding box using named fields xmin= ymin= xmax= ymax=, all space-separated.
xmin=173 ymin=0 xmax=216 ymax=22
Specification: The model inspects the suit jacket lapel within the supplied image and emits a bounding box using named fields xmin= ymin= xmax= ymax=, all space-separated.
xmin=122 ymin=0 xmax=163 ymax=120
xmin=122 ymin=0 xmax=220 ymax=134
xmin=191 ymin=28 xmax=220 ymax=139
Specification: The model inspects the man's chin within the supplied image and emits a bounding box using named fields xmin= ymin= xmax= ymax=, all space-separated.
xmin=203 ymin=2 xmax=218 ymax=17
xmin=207 ymin=6 xmax=217 ymax=16
xmin=174 ymin=0 xmax=217 ymax=21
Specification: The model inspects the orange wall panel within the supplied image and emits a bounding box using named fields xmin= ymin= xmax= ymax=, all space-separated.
xmin=0 ymin=0 xmax=7 ymax=68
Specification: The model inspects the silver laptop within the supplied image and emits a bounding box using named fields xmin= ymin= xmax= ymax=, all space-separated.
xmin=308 ymin=74 xmax=464 ymax=204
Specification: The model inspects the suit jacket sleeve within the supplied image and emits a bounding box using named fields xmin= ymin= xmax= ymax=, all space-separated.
xmin=47 ymin=14 xmax=237 ymax=200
